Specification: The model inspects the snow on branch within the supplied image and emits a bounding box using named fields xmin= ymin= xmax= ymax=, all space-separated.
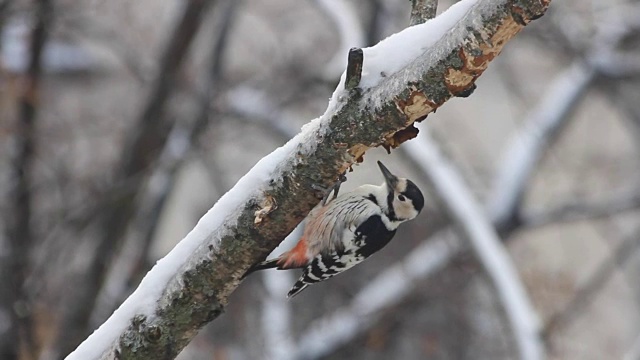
xmin=67 ymin=0 xmax=549 ymax=358
xmin=290 ymin=27 xmax=640 ymax=360
xmin=404 ymin=128 xmax=544 ymax=360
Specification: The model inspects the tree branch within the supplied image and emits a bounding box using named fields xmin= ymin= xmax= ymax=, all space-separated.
xmin=521 ymin=189 xmax=640 ymax=229
xmin=67 ymin=0 xmax=550 ymax=358
xmin=487 ymin=62 xmax=595 ymax=233
xmin=488 ymin=2 xmax=640 ymax=234
xmin=261 ymin=227 xmax=301 ymax=360
xmin=410 ymin=0 xmax=438 ymax=25
xmin=284 ymin=4 xmax=640 ymax=353
xmin=542 ymin=227 xmax=640 ymax=343
xmin=292 ymin=227 xmax=459 ymax=360
xmin=0 ymin=0 xmax=50 ymax=358
xmin=403 ymin=129 xmax=544 ymax=360
xmin=313 ymin=0 xmax=366 ymax=80
xmin=90 ymin=0 xmax=241 ymax=327
xmin=345 ymin=47 xmax=363 ymax=90
xmin=53 ymin=0 xmax=215 ymax=357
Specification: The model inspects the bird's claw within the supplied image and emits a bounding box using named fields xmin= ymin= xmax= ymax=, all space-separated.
xmin=312 ymin=172 xmax=347 ymax=206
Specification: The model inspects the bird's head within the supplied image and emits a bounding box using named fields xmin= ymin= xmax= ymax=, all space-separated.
xmin=377 ymin=161 xmax=424 ymax=222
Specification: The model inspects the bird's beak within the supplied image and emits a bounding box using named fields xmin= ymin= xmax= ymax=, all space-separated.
xmin=377 ymin=161 xmax=399 ymax=190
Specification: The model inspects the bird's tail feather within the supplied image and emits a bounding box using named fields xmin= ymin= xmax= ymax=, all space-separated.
xmin=287 ymin=280 xmax=309 ymax=299
xmin=242 ymin=258 xmax=280 ymax=279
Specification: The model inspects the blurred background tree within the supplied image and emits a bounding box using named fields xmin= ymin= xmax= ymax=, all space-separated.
xmin=1 ymin=0 xmax=639 ymax=359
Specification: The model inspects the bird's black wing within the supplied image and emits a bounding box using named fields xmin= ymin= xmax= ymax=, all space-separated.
xmin=287 ymin=215 xmax=396 ymax=298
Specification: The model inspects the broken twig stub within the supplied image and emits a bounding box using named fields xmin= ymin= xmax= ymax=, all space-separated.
xmin=345 ymin=48 xmax=364 ymax=90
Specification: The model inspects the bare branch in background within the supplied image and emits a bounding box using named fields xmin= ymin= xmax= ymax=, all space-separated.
xmin=410 ymin=3 xmax=541 ymax=358
xmin=489 ymin=3 xmax=640 ymax=234
xmin=50 ymin=0 xmax=216 ymax=357
xmin=542 ymin=227 xmax=640 ymax=344
xmin=262 ymin=271 xmax=296 ymax=360
xmin=0 ymin=0 xmax=50 ymax=358
xmin=91 ymin=0 xmax=241 ymax=326
xmin=487 ymin=63 xmax=594 ymax=233
xmin=65 ymin=1 xmax=550 ymax=358
xmin=365 ymin=0 xmax=388 ymax=46
xmin=312 ymin=0 xmax=366 ymax=81
xmin=403 ymin=129 xmax=544 ymax=360
xmin=261 ymin=6 xmax=640 ymax=355
xmin=261 ymin=226 xmax=301 ymax=360
xmin=521 ymin=190 xmax=640 ymax=229
xmin=293 ymin=228 xmax=460 ymax=360
xmin=223 ymin=86 xmax=298 ymax=141
xmin=289 ymin=146 xmax=640 ymax=360
xmin=601 ymin=78 xmax=640 ymax=142
xmin=410 ymin=0 xmax=438 ymax=25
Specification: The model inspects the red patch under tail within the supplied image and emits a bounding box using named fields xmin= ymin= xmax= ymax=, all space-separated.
xmin=277 ymin=237 xmax=309 ymax=269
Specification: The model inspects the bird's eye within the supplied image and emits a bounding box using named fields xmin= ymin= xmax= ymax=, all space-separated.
xmin=398 ymin=195 xmax=406 ymax=202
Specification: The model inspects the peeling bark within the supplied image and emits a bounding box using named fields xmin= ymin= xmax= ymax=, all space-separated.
xmin=71 ymin=0 xmax=551 ymax=358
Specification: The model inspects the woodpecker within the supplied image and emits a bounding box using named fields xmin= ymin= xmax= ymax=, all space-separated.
xmin=247 ymin=161 xmax=424 ymax=298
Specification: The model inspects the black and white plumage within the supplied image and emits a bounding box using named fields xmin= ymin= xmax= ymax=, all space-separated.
xmin=246 ymin=161 xmax=424 ymax=298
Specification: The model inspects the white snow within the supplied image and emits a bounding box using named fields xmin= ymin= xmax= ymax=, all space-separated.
xmin=358 ymin=0 xmax=479 ymax=89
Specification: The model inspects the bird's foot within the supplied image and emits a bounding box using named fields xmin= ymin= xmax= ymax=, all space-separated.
xmin=312 ymin=172 xmax=347 ymax=206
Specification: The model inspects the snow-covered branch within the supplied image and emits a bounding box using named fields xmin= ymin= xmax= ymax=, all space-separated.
xmin=90 ymin=0 xmax=242 ymax=326
xmin=290 ymin=170 xmax=640 ymax=360
xmin=276 ymin=4 xmax=640 ymax=358
xmin=53 ymin=1 xmax=217 ymax=357
xmin=404 ymin=128 xmax=543 ymax=360
xmin=67 ymin=0 xmax=549 ymax=358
